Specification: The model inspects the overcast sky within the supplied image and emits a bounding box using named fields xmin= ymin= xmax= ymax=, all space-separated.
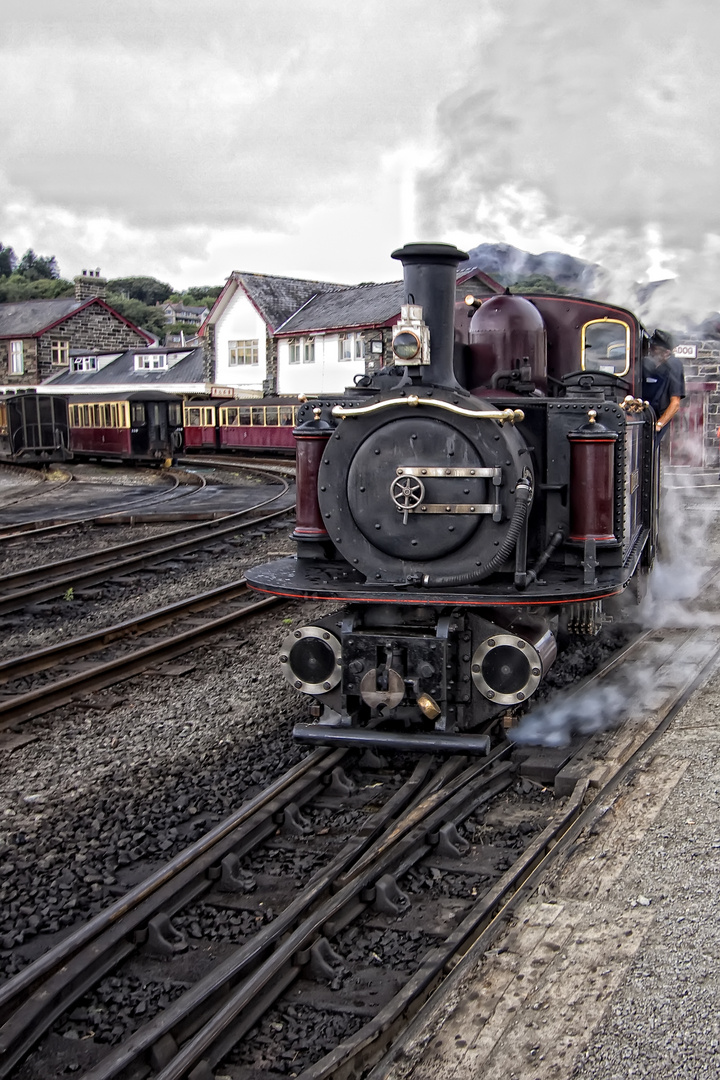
xmin=2 ymin=0 xmax=718 ymax=310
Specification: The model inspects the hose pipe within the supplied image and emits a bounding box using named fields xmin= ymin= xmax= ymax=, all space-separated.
xmin=411 ymin=479 xmax=532 ymax=589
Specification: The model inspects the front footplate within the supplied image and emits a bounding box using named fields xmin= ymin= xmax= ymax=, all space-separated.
xmin=294 ymin=723 xmax=491 ymax=755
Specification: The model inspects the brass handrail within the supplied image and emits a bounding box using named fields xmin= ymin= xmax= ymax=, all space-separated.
xmin=331 ymin=395 xmax=524 ymax=425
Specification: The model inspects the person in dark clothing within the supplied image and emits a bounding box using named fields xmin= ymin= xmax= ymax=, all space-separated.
xmin=642 ymin=329 xmax=685 ymax=438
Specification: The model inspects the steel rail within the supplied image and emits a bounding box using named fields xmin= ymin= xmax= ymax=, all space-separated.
xmin=367 ymin=634 xmax=720 ymax=1079
xmin=0 ymin=489 xmax=292 ymax=616
xmin=0 ymin=747 xmax=348 ymax=1077
xmin=0 ymin=458 xmax=285 ymax=540
xmin=0 ymin=464 xmax=73 ymax=512
xmin=0 ymin=587 xmax=281 ymax=731
xmin=0 ymin=579 xmax=251 ymax=684
xmin=0 ymin=469 xmax=204 ymax=540
xmin=75 ymin=755 xmax=513 ymax=1080
xmin=0 ymin=753 xmax=451 ymax=1076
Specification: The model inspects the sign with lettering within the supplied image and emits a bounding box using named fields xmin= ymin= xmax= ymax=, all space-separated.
xmin=210 ymin=385 xmax=236 ymax=398
xmin=674 ymin=344 xmax=697 ymax=359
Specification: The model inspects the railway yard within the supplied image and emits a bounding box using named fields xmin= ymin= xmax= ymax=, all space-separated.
xmin=0 ymin=461 xmax=719 ymax=1079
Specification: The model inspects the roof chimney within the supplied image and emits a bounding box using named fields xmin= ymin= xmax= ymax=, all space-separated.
xmin=74 ymin=269 xmax=107 ymax=300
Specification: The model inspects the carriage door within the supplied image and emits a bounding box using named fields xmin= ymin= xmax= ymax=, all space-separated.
xmin=147 ymin=402 xmax=168 ymax=451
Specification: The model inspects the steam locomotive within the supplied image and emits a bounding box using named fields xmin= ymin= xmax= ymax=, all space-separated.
xmin=245 ymin=243 xmax=659 ymax=752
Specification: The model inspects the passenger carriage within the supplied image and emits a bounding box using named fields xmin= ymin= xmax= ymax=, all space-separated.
xmin=182 ymin=396 xmax=302 ymax=454
xmin=67 ymin=392 xmax=184 ymax=462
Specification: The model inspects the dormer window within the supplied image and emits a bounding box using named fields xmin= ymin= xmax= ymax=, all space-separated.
xmin=134 ymin=354 xmax=168 ymax=370
xmin=72 ymin=356 xmax=98 ymax=372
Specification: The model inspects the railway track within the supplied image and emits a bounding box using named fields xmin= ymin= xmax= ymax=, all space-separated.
xmin=0 ymin=466 xmax=292 ymax=615
xmin=3 ymin=618 xmax=719 ymax=1079
xmin=0 ymin=579 xmax=280 ymax=732
xmin=0 ymin=457 xmax=289 ymax=540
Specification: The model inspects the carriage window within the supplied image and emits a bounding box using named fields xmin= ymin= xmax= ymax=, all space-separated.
xmin=251 ymin=407 xmax=264 ymax=426
xmin=265 ymin=407 xmax=278 ymax=425
xmin=82 ymin=405 xmax=91 ymax=426
xmin=238 ymin=407 xmax=251 ymax=424
xmin=186 ymin=407 xmax=201 ymax=426
xmin=279 ymin=406 xmax=294 ymax=426
xmin=582 ymin=320 xmax=630 ymax=376
xmin=103 ymin=404 xmax=112 ymax=426
xmin=132 ymin=403 xmax=146 ymax=424
xmin=92 ymin=404 xmax=101 ymax=426
xmin=168 ymin=404 xmax=182 ymax=425
xmin=224 ymin=407 xmax=238 ymax=426
xmin=202 ymin=408 xmax=215 ymax=425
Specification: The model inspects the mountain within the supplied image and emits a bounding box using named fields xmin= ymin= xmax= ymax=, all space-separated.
xmin=460 ymin=242 xmax=599 ymax=293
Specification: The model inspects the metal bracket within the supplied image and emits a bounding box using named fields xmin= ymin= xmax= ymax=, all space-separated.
xmin=397 ymin=465 xmax=502 ymax=482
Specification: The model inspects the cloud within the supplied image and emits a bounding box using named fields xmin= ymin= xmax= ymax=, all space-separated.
xmin=418 ymin=0 xmax=720 ymax=310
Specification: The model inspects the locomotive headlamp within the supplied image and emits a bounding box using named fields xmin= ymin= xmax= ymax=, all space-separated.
xmin=393 ymin=331 xmax=421 ymax=361
xmin=470 ymin=630 xmax=555 ymax=705
xmin=280 ymin=626 xmax=342 ymax=695
xmin=392 ymin=303 xmax=430 ymax=365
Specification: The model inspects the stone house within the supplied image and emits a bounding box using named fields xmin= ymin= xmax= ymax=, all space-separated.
xmin=0 ymin=271 xmax=152 ymax=389
xmin=201 ymin=266 xmax=504 ymax=396
xmin=162 ymin=302 xmax=209 ymax=327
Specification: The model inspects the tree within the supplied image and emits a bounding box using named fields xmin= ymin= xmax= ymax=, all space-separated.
xmin=183 ymin=285 xmax=222 ymax=308
xmin=16 ymin=249 xmax=60 ymax=281
xmin=0 ymin=243 xmax=16 ymax=278
xmin=510 ymin=274 xmax=572 ymax=295
xmin=106 ymin=276 xmax=173 ymax=306
xmin=104 ymin=295 xmax=169 ymax=342
xmin=0 ymin=275 xmax=73 ymax=302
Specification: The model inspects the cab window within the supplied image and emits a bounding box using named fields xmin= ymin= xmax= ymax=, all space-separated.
xmin=582 ymin=319 xmax=630 ymax=376
xmin=131 ymin=403 xmax=146 ymax=424
xmin=168 ymin=404 xmax=182 ymax=425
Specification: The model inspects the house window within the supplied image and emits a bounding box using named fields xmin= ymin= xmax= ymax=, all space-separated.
xmin=134 ymin=354 xmax=168 ymax=370
xmin=288 ymin=340 xmax=301 ymax=365
xmin=339 ymin=334 xmax=353 ymax=361
xmin=51 ymin=340 xmax=69 ymax=366
xmin=303 ymin=337 xmax=315 ymax=364
xmin=9 ymin=340 xmax=24 ymax=375
xmin=355 ymin=334 xmax=365 ymax=360
xmin=71 ymin=356 xmax=98 ymax=372
xmin=228 ymin=339 xmax=259 ymax=366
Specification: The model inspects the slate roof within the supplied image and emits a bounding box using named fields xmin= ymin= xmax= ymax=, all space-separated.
xmin=45 ymin=347 xmax=205 ymax=388
xmin=0 ymin=299 xmax=85 ymax=337
xmin=275 ymin=281 xmax=405 ymax=334
xmin=234 ymin=272 xmax=348 ymax=332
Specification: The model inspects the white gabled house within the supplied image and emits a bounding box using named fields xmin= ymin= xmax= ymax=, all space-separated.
xmin=201 ymin=265 xmax=505 ymax=397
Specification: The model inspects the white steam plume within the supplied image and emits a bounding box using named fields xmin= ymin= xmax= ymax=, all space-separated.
xmin=418 ymin=1 xmax=720 ymax=324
